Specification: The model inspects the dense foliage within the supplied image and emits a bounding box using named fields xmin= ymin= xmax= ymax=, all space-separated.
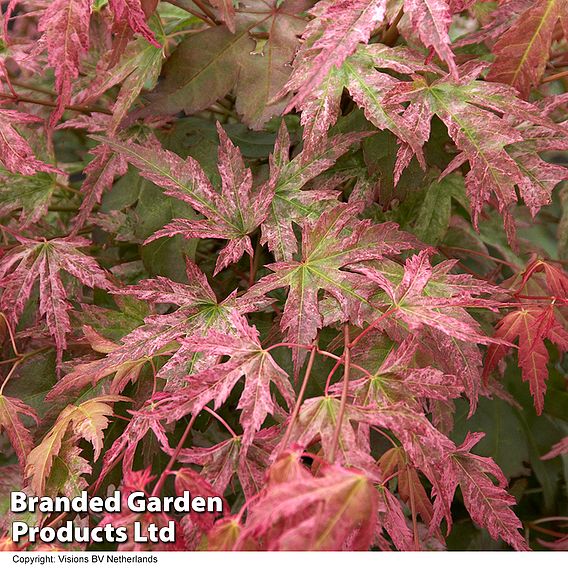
xmin=0 ymin=0 xmax=567 ymax=552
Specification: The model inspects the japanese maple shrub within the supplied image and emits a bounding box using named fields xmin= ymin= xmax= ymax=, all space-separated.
xmin=0 ymin=0 xmax=567 ymax=552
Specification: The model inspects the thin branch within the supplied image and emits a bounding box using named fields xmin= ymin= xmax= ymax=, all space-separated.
xmin=542 ymin=69 xmax=568 ymax=84
xmin=152 ymin=413 xmax=199 ymax=497
xmin=349 ymin=307 xmax=396 ymax=349
xmin=8 ymin=79 xmax=58 ymax=97
xmin=0 ymin=91 xmax=112 ymax=116
xmin=324 ymin=358 xmax=342 ymax=396
xmin=0 ymin=361 xmax=21 ymax=395
xmin=192 ymin=0 xmax=219 ymax=23
xmin=281 ymin=346 xmax=317 ymax=449
xmin=166 ymin=0 xmax=217 ymax=25
xmin=329 ymin=324 xmax=351 ymax=463
xmin=203 ymin=406 xmax=238 ymax=437
xmin=0 ymin=313 xmax=20 ymax=357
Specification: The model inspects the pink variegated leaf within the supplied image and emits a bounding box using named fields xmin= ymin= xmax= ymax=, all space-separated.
xmin=376 ymin=485 xmax=416 ymax=550
xmin=359 ymin=404 xmax=455 ymax=523
xmin=403 ymin=0 xmax=457 ymax=76
xmin=97 ymin=261 xmax=267 ymax=388
xmin=174 ymin=468 xmax=226 ymax=531
xmin=348 ymin=336 xmax=463 ymax=408
xmin=0 ymin=395 xmax=38 ymax=469
xmin=0 ymin=108 xmax=59 ymax=175
xmin=384 ymin=69 xmax=567 ymax=242
xmin=98 ymin=414 xmax=170 ymax=482
xmin=75 ymin=32 xmax=164 ymax=134
xmin=283 ymin=0 xmax=388 ymax=113
xmin=140 ymin=313 xmax=294 ymax=448
xmin=484 ymin=305 xmax=568 ymax=415
xmin=433 ymin=433 xmax=529 ymax=550
xmin=46 ymin=326 xmax=147 ymax=401
xmin=108 ymin=0 xmax=160 ymax=48
xmin=239 ymin=460 xmax=378 ymax=551
xmin=487 ymin=0 xmax=567 ymax=98
xmin=261 ymin=129 xmax=369 ymax=261
xmin=0 ymin=236 xmax=110 ymax=366
xmin=251 ymin=203 xmax=419 ymax=374
xmin=72 ymin=145 xmax=128 ymax=232
xmin=179 ymin=427 xmax=278 ymax=500
xmin=37 ymin=0 xmax=92 ymax=127
xmin=280 ymin=396 xmax=378 ymax=472
xmin=99 ymin=124 xmax=271 ymax=275
xmin=379 ymin=446 xmax=435 ymax=531
xmin=353 ymin=250 xmax=500 ymax=345
xmin=290 ymin=44 xmax=435 ymax=156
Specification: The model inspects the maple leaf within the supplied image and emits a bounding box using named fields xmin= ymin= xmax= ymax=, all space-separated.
xmin=96 ymin=259 xmax=263 ymax=388
xmin=97 ymin=124 xmax=271 ymax=275
xmin=353 ymin=250 xmax=499 ymax=344
xmin=283 ymin=0 xmax=388 ymax=112
xmin=239 ymin=460 xmax=378 ymax=551
xmin=519 ymin=258 xmax=568 ymax=299
xmin=0 ymin=171 xmax=57 ymax=228
xmin=484 ymin=305 xmax=568 ymax=415
xmin=379 ymin=446 xmax=434 ymax=529
xmin=98 ymin=413 xmax=170 ymax=482
xmin=261 ymin=126 xmax=369 ymax=260
xmin=25 ymin=395 xmax=127 ymax=496
xmin=37 ymin=0 xmax=92 ymax=127
xmin=403 ymin=0 xmax=457 ymax=76
xmin=71 ymin=145 xmax=128 ymax=232
xmin=433 ymin=432 xmax=529 ymax=550
xmin=0 ymin=109 xmax=59 ymax=176
xmin=419 ymin=326 xmax=486 ymax=414
xmin=247 ymin=202 xmax=419 ymax=372
xmin=0 ymin=395 xmax=38 ymax=469
xmin=352 ymin=256 xmax=504 ymax=412
xmin=46 ymin=325 xmax=148 ymax=401
xmin=142 ymin=312 xmax=294 ymax=448
xmin=346 ymin=335 xmax=464 ymax=413
xmin=384 ymin=66 xmax=568 ymax=238
xmin=286 ymin=44 xmax=433 ymax=155
xmin=146 ymin=124 xmax=272 ymax=274
xmin=375 ymin=485 xmax=417 ymax=551
xmin=487 ymin=0 xmax=567 ymax=98
xmin=179 ymin=426 xmax=279 ymax=500
xmin=357 ymin=403 xmax=455 ymax=524
xmin=0 ymin=236 xmax=110 ymax=365
xmin=281 ymin=396 xmax=378 ymax=470
xmin=75 ymin=26 xmax=164 ymax=134
xmin=508 ymin=147 xmax=568 ymax=216
xmin=108 ymin=0 xmax=160 ymax=48
xmin=141 ymin=0 xmax=310 ymax=129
